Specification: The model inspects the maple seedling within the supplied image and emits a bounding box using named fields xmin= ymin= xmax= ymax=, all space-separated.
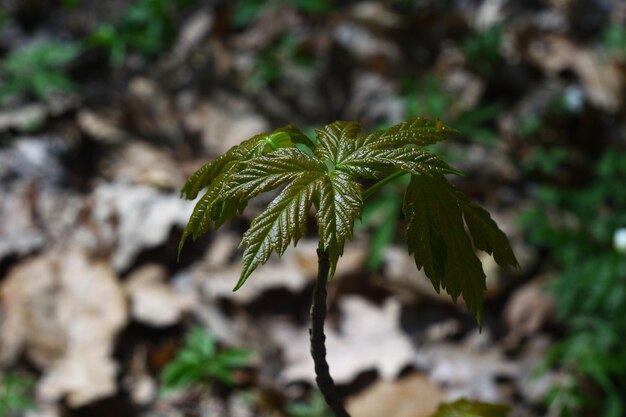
xmin=179 ymin=118 xmax=519 ymax=417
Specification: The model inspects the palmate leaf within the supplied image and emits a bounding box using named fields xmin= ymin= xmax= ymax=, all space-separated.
xmin=341 ymin=145 xmax=461 ymax=178
xmin=404 ymin=174 xmax=518 ymax=322
xmin=347 ymin=117 xmax=455 ymax=152
xmin=225 ymin=148 xmax=324 ymax=199
xmin=451 ymin=188 xmax=519 ymax=269
xmin=317 ymin=171 xmax=363 ymax=277
xmin=179 ymin=129 xmax=314 ymax=256
xmin=179 ymin=134 xmax=270 ymax=253
xmin=180 ymin=133 xmax=268 ymax=200
xmin=314 ymin=121 xmax=361 ymax=163
xmin=405 ymin=174 xmax=484 ymax=318
xmin=236 ymin=170 xmax=324 ymax=290
xmin=178 ymin=163 xmax=241 ymax=256
xmin=180 ymin=117 xmax=517 ymax=323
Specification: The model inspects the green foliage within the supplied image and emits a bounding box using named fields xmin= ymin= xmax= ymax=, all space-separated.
xmin=89 ymin=0 xmax=189 ymax=66
xmin=180 ymin=117 xmax=518 ymax=321
xmin=462 ymin=24 xmax=503 ymax=75
xmin=246 ymin=34 xmax=319 ymax=90
xmin=61 ymin=0 xmax=80 ymax=9
xmin=521 ymin=147 xmax=569 ymax=175
xmin=519 ymin=150 xmax=626 ymax=417
xmin=452 ymin=104 xmax=501 ymax=143
xmin=0 ymin=11 xmax=7 ymax=29
xmin=0 ymin=41 xmax=80 ymax=103
xmin=248 ymin=51 xmax=283 ymax=90
xmin=359 ymin=77 xmax=502 ymax=271
xmin=161 ymin=327 xmax=252 ymax=390
xmin=402 ymin=76 xmax=500 ymax=144
xmin=0 ymin=373 xmax=35 ymax=417
xmin=516 ymin=114 xmax=543 ymax=139
xmin=432 ymin=399 xmax=510 ymax=417
xmin=601 ymin=23 xmax=626 ymax=58
xmin=404 ymin=174 xmax=516 ymax=321
xmin=232 ymin=0 xmax=333 ymax=27
xmin=287 ymin=391 xmax=333 ymax=417
xmin=403 ymin=76 xmax=450 ymax=121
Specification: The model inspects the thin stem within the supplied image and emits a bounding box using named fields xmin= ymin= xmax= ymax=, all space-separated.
xmin=363 ymin=171 xmax=407 ymax=200
xmin=310 ymin=248 xmax=351 ymax=417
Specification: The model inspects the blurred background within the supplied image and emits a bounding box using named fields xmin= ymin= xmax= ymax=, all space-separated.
xmin=1 ymin=0 xmax=625 ymax=416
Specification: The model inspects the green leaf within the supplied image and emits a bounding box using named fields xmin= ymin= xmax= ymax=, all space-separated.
xmin=317 ymin=171 xmax=363 ymax=277
xmin=181 ymin=133 xmax=268 ymax=200
xmin=290 ymin=0 xmax=334 ymax=14
xmin=186 ymin=327 xmax=216 ymax=357
xmin=433 ymin=399 xmax=510 ymax=417
xmin=178 ymin=117 xmax=516 ymax=318
xmin=448 ymin=186 xmax=519 ymax=270
xmin=180 ymin=154 xmax=231 ymax=200
xmin=273 ymin=124 xmax=316 ymax=149
xmin=341 ymin=145 xmax=461 ymax=178
xmin=237 ymin=171 xmax=324 ymax=290
xmin=404 ymin=175 xmax=447 ymax=280
xmin=182 ymin=127 xmax=314 ymax=201
xmin=404 ymin=174 xmax=502 ymax=322
xmin=287 ymin=391 xmax=333 ymax=417
xmin=350 ymin=117 xmax=455 ymax=151
xmin=225 ymin=147 xmax=323 ymax=199
xmin=314 ymin=121 xmax=361 ymax=163
xmin=178 ymin=164 xmax=239 ymax=256
xmin=0 ymin=40 xmax=80 ymax=101
xmin=179 ymin=133 xmax=273 ymax=256
xmin=217 ymin=349 xmax=252 ymax=367
xmin=231 ymin=0 xmax=263 ymax=27
xmin=0 ymin=373 xmax=34 ymax=416
xmin=161 ymin=326 xmax=252 ymax=391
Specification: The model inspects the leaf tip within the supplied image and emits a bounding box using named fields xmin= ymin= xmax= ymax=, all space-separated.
xmin=475 ymin=308 xmax=483 ymax=330
xmin=177 ymin=229 xmax=191 ymax=262
xmin=233 ymin=260 xmax=255 ymax=292
xmin=232 ymin=273 xmax=249 ymax=292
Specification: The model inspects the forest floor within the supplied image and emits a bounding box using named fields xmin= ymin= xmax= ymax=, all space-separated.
xmin=1 ymin=1 xmax=626 ymax=416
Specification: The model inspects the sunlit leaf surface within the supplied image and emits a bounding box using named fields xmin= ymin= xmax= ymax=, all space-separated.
xmin=180 ymin=119 xmax=518 ymax=320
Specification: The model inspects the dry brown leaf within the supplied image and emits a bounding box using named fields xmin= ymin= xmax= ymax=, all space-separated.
xmin=181 ymin=94 xmax=269 ymax=156
xmin=382 ymin=246 xmax=462 ymax=305
xmin=415 ymin=331 xmax=518 ymax=402
xmin=106 ymin=141 xmax=183 ymax=189
xmin=0 ymin=104 xmax=46 ymax=132
xmin=0 ymin=246 xmax=127 ymax=406
xmin=346 ymin=373 xmax=444 ymax=417
xmin=270 ymin=297 xmax=415 ymax=385
xmin=0 ymin=183 xmax=45 ymax=261
xmin=125 ymin=77 xmax=184 ymax=143
xmin=166 ymin=9 xmax=214 ymax=66
xmin=334 ymin=22 xmax=400 ymax=65
xmin=123 ymin=346 xmax=157 ymax=406
xmin=344 ymin=72 xmax=404 ymax=123
xmin=503 ymin=275 xmax=555 ymax=347
xmin=37 ymin=349 xmax=120 ymax=407
xmin=191 ymin=238 xmax=365 ymax=303
xmin=526 ymin=35 xmax=623 ymax=111
xmin=192 ymin=233 xmax=311 ymax=303
xmin=125 ymin=264 xmax=192 ymax=327
xmin=77 ymin=109 xmax=126 ymax=143
xmin=91 ymin=183 xmax=194 ymax=271
xmin=192 ymin=257 xmax=309 ymax=303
